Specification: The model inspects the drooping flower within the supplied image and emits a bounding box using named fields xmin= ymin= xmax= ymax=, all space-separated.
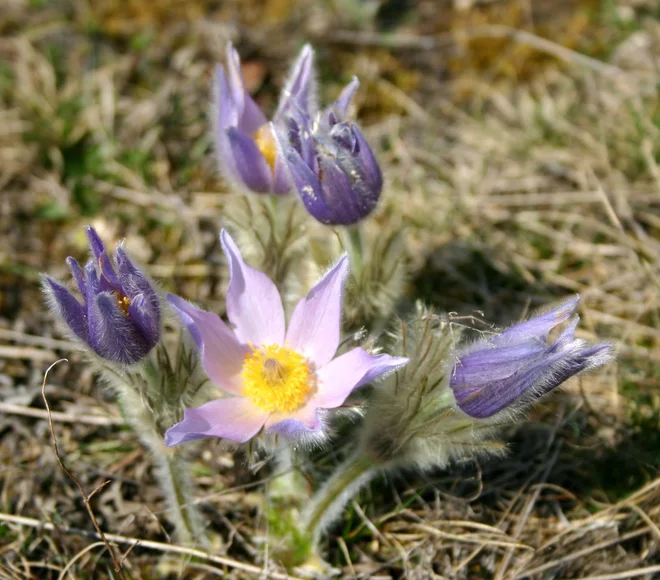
xmin=213 ymin=42 xmax=315 ymax=194
xmin=164 ymin=230 xmax=408 ymax=445
xmin=450 ymin=297 xmax=612 ymax=419
xmin=42 ymin=226 xmax=161 ymax=365
xmin=273 ymin=77 xmax=383 ymax=225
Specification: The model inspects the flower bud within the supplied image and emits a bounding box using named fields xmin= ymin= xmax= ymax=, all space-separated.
xmin=450 ymin=297 xmax=612 ymax=418
xmin=43 ymin=226 xmax=161 ymax=365
xmin=274 ymin=79 xmax=383 ymax=225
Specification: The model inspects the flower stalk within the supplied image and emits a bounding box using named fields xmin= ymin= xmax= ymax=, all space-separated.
xmin=302 ymin=451 xmax=375 ymax=546
xmin=113 ymin=373 xmax=209 ymax=548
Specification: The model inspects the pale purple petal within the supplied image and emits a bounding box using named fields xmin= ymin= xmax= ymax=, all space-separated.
xmin=540 ymin=343 xmax=612 ymax=395
xmin=498 ymin=297 xmax=580 ymax=345
xmin=241 ymin=93 xmax=269 ymax=134
xmin=451 ymin=300 xmax=613 ymax=419
xmin=351 ymin=124 xmax=383 ymax=195
xmin=452 ymin=342 xmax=612 ymax=419
xmin=452 ymin=341 xmax=547 ymax=386
xmin=167 ymin=293 xmax=247 ymax=395
xmin=275 ymin=43 xmax=315 ymax=120
xmin=313 ymin=347 xmax=409 ymax=408
xmin=220 ymin=229 xmax=285 ymax=346
xmin=329 ymin=76 xmax=359 ymax=121
xmin=265 ymin=404 xmax=322 ymax=433
xmin=214 ymin=65 xmax=239 ymax=129
xmin=548 ymin=316 xmax=579 ymax=352
xmin=454 ymin=354 xmax=562 ymax=419
xmin=285 ymin=255 xmax=348 ymax=367
xmin=164 ymin=397 xmax=269 ymax=446
xmin=226 ymin=44 xmax=247 ymax=117
xmin=271 ymin=147 xmax=293 ymax=194
xmin=225 ymin=127 xmax=273 ymax=193
xmin=226 ymin=44 xmax=267 ymax=133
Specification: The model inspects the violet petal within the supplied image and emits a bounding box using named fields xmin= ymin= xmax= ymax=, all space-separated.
xmin=265 ymin=404 xmax=322 ymax=433
xmin=167 ymin=293 xmax=247 ymax=395
xmin=225 ymin=127 xmax=273 ymax=193
xmin=285 ymin=255 xmax=348 ymax=367
xmin=127 ymin=293 xmax=160 ymax=349
xmin=43 ymin=277 xmax=88 ymax=342
xmin=164 ymin=397 xmax=269 ymax=446
xmin=220 ymin=229 xmax=286 ymax=346
xmin=313 ymin=348 xmax=409 ymax=408
xmin=87 ymin=292 xmax=149 ymax=365
xmin=85 ymin=226 xmax=106 ymax=261
xmin=275 ymin=43 xmax=315 ymax=120
xmin=497 ymin=297 xmax=579 ymax=345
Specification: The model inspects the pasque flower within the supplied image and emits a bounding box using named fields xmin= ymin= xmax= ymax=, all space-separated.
xmin=451 ymin=297 xmax=612 ymax=419
xmin=164 ymin=230 xmax=408 ymax=445
xmin=43 ymin=226 xmax=161 ymax=365
xmin=273 ymin=77 xmax=383 ymax=225
xmin=213 ymin=42 xmax=315 ymax=194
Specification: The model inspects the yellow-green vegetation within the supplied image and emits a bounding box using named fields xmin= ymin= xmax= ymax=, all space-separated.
xmin=0 ymin=0 xmax=658 ymax=577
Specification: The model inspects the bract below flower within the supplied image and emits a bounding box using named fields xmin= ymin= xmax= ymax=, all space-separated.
xmin=43 ymin=226 xmax=161 ymax=365
xmin=451 ymin=297 xmax=612 ymax=418
xmin=213 ymin=42 xmax=315 ymax=195
xmin=165 ymin=230 xmax=408 ymax=445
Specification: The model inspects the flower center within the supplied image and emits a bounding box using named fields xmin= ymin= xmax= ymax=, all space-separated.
xmin=253 ymin=125 xmax=278 ymax=172
xmin=116 ymin=293 xmax=131 ymax=316
xmin=241 ymin=344 xmax=314 ymax=412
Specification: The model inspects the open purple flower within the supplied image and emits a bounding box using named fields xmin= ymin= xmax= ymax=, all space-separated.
xmin=451 ymin=297 xmax=612 ymax=419
xmin=165 ymin=230 xmax=408 ymax=445
xmin=43 ymin=227 xmax=161 ymax=365
xmin=273 ymin=77 xmax=383 ymax=225
xmin=213 ymin=42 xmax=315 ymax=195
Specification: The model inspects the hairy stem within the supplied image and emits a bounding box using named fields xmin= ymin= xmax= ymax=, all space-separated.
xmin=114 ymin=383 xmax=208 ymax=548
xmin=343 ymin=225 xmax=364 ymax=274
xmin=152 ymin=445 xmax=209 ymax=548
xmin=303 ymin=452 xmax=376 ymax=544
xmin=265 ymin=445 xmax=314 ymax=567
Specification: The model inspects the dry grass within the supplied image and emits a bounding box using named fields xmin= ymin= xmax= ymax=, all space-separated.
xmin=1 ymin=0 xmax=659 ymax=578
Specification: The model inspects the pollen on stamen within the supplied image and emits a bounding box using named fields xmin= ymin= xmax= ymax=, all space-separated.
xmin=116 ymin=293 xmax=131 ymax=316
xmin=241 ymin=344 xmax=314 ymax=413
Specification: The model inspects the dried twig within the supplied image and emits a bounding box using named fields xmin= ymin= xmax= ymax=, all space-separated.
xmin=0 ymin=402 xmax=124 ymax=427
xmin=41 ymin=359 xmax=127 ymax=579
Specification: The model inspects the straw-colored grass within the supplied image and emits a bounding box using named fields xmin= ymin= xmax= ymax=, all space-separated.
xmin=0 ymin=0 xmax=658 ymax=577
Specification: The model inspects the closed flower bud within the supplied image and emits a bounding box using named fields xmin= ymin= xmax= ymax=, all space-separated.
xmin=273 ymin=78 xmax=383 ymax=225
xmin=43 ymin=226 xmax=161 ymax=365
xmin=450 ymin=297 xmax=612 ymax=419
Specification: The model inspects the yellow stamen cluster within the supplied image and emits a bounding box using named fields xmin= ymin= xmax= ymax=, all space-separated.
xmin=253 ymin=125 xmax=278 ymax=172
xmin=241 ymin=344 xmax=314 ymax=412
xmin=116 ymin=293 xmax=131 ymax=316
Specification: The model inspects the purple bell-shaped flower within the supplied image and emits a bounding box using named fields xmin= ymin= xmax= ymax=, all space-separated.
xmin=43 ymin=227 xmax=161 ymax=365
